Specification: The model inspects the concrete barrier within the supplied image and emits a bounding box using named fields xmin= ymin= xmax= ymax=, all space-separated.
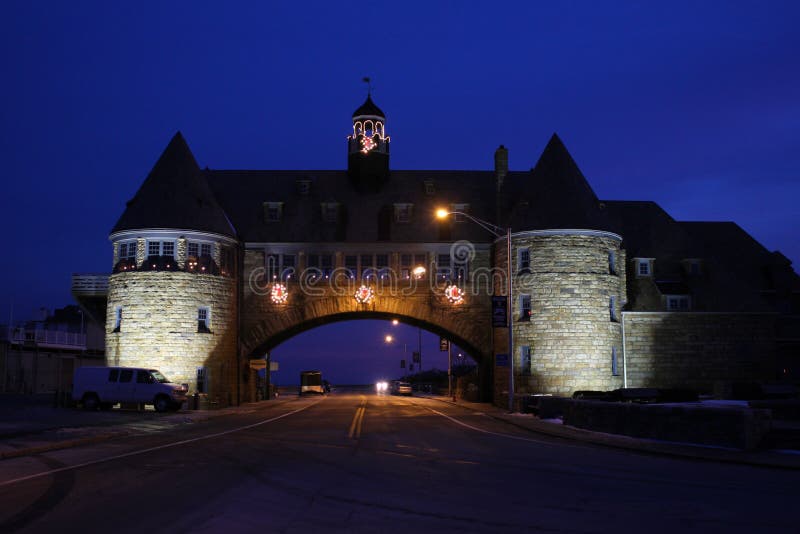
xmin=562 ymin=400 xmax=772 ymax=450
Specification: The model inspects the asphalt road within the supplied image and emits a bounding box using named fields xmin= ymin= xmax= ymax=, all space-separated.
xmin=1 ymin=393 xmax=798 ymax=533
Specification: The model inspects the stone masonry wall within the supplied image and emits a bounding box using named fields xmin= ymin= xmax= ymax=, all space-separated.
xmin=623 ymin=312 xmax=778 ymax=394
xmin=494 ymin=232 xmax=626 ymax=402
xmin=106 ymin=271 xmax=238 ymax=405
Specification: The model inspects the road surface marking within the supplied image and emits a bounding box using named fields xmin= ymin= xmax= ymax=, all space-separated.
xmin=348 ymin=396 xmax=367 ymax=439
xmin=426 ymin=406 xmax=582 ymax=448
xmin=0 ymin=401 xmax=319 ymax=488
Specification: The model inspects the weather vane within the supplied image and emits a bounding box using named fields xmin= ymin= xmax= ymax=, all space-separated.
xmin=362 ymin=76 xmax=372 ymax=96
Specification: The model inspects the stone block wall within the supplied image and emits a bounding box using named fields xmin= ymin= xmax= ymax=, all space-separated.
xmin=106 ymin=271 xmax=238 ymax=405
xmin=623 ymin=312 xmax=778 ymax=394
xmin=494 ymin=231 xmax=626 ymax=401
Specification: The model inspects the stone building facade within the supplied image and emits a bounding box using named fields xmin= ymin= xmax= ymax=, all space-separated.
xmin=73 ymin=93 xmax=799 ymax=408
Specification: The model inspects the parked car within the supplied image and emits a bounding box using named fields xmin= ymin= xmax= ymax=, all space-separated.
xmin=72 ymin=366 xmax=188 ymax=412
xmin=395 ymin=381 xmax=413 ymax=396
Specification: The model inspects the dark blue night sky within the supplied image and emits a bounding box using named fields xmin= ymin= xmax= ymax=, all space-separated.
xmin=2 ymin=1 xmax=798 ymax=384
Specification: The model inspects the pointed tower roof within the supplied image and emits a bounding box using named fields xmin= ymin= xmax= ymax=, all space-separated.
xmin=352 ymin=94 xmax=385 ymax=118
xmin=504 ymin=133 xmax=609 ymax=230
xmin=111 ymin=132 xmax=235 ymax=237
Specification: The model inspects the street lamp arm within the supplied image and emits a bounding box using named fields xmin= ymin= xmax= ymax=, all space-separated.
xmin=443 ymin=211 xmax=506 ymax=237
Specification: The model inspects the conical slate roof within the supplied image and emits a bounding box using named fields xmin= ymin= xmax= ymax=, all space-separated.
xmin=503 ymin=133 xmax=610 ymax=230
xmin=111 ymin=132 xmax=236 ymax=237
xmin=352 ymin=95 xmax=385 ymax=118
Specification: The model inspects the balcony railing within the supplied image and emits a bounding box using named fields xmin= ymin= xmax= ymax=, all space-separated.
xmin=2 ymin=326 xmax=87 ymax=349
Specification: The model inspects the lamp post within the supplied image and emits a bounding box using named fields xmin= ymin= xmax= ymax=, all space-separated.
xmin=436 ymin=209 xmax=515 ymax=412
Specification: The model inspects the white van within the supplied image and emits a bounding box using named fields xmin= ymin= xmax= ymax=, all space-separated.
xmin=72 ymin=366 xmax=188 ymax=412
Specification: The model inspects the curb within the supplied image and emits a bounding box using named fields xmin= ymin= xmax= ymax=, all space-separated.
xmin=422 ymin=395 xmax=800 ymax=470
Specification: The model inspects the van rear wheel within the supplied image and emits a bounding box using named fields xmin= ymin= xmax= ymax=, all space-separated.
xmin=83 ymin=393 xmax=100 ymax=411
xmin=153 ymin=395 xmax=171 ymax=413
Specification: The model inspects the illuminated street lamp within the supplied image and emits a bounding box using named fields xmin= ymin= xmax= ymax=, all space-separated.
xmin=436 ymin=208 xmax=515 ymax=412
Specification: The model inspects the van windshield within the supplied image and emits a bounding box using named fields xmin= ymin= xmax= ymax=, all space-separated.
xmin=150 ymin=370 xmax=170 ymax=383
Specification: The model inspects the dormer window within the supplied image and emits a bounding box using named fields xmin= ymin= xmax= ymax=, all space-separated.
xmin=450 ymin=203 xmax=470 ymax=222
xmin=263 ymin=202 xmax=283 ymax=223
xmin=394 ymin=203 xmax=413 ymax=223
xmin=296 ymin=180 xmax=311 ymax=195
xmin=635 ymin=258 xmax=652 ymax=277
xmin=683 ymin=259 xmax=703 ymax=276
xmin=666 ymin=295 xmax=691 ymax=311
xmin=322 ymin=202 xmax=339 ymax=223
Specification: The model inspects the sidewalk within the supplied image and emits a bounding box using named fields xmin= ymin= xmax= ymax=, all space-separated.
xmin=2 ymin=394 xmax=799 ymax=469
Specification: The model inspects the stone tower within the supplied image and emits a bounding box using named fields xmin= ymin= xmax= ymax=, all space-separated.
xmin=106 ymin=132 xmax=240 ymax=403
xmin=347 ymin=93 xmax=390 ymax=192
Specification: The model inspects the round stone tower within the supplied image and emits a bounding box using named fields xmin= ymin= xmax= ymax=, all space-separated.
xmin=495 ymin=230 xmax=626 ymax=399
xmin=106 ymin=132 xmax=239 ymax=404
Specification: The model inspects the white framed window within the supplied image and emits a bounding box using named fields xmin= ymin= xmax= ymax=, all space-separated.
xmin=113 ymin=306 xmax=122 ymax=332
xmin=521 ymin=346 xmax=531 ymax=376
xmin=610 ymin=296 xmax=618 ymax=322
xmin=119 ymin=241 xmax=136 ymax=260
xmin=394 ymin=203 xmax=413 ymax=223
xmin=188 ymin=241 xmax=213 ymax=259
xmin=306 ymin=253 xmax=333 ymax=280
xmin=265 ymin=253 xmax=297 ymax=282
xmin=519 ymin=294 xmax=532 ymax=321
xmin=666 ymin=295 xmax=690 ymax=311
xmin=197 ymin=307 xmax=211 ymax=333
xmin=636 ymin=259 xmax=651 ymax=276
xmin=147 ymin=240 xmax=175 ymax=258
xmin=518 ymin=248 xmax=531 ymax=273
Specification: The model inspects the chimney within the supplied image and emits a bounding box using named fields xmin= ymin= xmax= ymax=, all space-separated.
xmin=494 ymin=145 xmax=508 ymax=191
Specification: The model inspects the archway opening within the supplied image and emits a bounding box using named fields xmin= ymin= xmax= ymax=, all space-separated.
xmin=247 ymin=316 xmax=484 ymax=398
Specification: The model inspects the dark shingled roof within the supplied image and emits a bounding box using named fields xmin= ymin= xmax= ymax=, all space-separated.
xmin=111 ymin=132 xmax=236 ymax=237
xmin=503 ymin=133 xmax=612 ymax=232
xmin=352 ymin=95 xmax=385 ymax=118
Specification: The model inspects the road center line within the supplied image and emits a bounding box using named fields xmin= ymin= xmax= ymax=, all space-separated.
xmin=0 ymin=401 xmax=319 ymax=488
xmin=348 ymin=397 xmax=366 ymax=439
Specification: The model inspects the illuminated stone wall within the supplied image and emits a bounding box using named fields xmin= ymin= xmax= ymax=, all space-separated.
xmin=623 ymin=312 xmax=778 ymax=394
xmin=239 ymin=246 xmax=495 ymax=379
xmin=105 ymin=271 xmax=238 ymax=405
xmin=494 ymin=231 xmax=627 ymax=402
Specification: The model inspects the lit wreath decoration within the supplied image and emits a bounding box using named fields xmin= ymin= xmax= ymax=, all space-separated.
xmin=354 ymin=285 xmax=374 ymax=304
xmin=270 ymin=283 xmax=288 ymax=304
xmin=444 ymin=284 xmax=465 ymax=305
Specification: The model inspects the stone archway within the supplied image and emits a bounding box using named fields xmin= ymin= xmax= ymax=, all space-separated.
xmin=240 ymin=283 xmax=494 ymax=399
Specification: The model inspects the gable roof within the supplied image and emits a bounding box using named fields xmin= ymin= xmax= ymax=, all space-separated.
xmin=111 ymin=132 xmax=236 ymax=237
